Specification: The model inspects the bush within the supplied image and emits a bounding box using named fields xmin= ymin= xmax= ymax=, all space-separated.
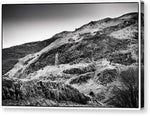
xmin=2 ymin=78 xmax=23 ymax=100
xmin=109 ymin=52 xmax=136 ymax=65
xmin=104 ymin=67 xmax=139 ymax=108
xmin=69 ymin=72 xmax=94 ymax=85
xmin=2 ymin=78 xmax=90 ymax=106
xmin=96 ymin=69 xmax=117 ymax=86
xmin=63 ymin=64 xmax=95 ymax=75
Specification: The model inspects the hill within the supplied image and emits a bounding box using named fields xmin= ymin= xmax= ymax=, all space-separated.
xmin=2 ymin=12 xmax=144 ymax=107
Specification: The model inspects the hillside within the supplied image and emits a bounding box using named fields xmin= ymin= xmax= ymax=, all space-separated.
xmin=2 ymin=12 xmax=144 ymax=107
xmin=2 ymin=34 xmax=65 ymax=75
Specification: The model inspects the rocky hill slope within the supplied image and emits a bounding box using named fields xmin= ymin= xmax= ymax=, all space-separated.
xmin=2 ymin=12 xmax=144 ymax=107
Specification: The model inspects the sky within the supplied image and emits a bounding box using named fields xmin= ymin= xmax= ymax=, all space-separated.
xmin=2 ymin=3 xmax=138 ymax=48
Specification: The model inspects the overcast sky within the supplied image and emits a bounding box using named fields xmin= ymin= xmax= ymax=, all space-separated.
xmin=2 ymin=3 xmax=138 ymax=48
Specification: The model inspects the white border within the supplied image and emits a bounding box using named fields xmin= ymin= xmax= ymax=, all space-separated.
xmin=0 ymin=0 xmax=142 ymax=110
xmin=138 ymin=0 xmax=141 ymax=109
xmin=0 ymin=0 xmax=141 ymax=4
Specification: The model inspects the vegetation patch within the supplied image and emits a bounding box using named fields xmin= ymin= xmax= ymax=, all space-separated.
xmin=2 ymin=78 xmax=90 ymax=106
xmin=69 ymin=72 xmax=94 ymax=85
xmin=2 ymin=36 xmax=60 ymax=75
xmin=97 ymin=69 xmax=117 ymax=86
xmin=63 ymin=64 xmax=95 ymax=75
xmin=104 ymin=67 xmax=139 ymax=108
xmin=109 ymin=52 xmax=136 ymax=65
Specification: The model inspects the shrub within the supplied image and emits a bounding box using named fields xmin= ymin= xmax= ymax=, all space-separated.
xmin=63 ymin=64 xmax=95 ymax=75
xmin=96 ymin=69 xmax=117 ymax=86
xmin=2 ymin=78 xmax=90 ymax=106
xmin=104 ymin=67 xmax=139 ymax=108
xmin=2 ymin=78 xmax=23 ymax=100
xmin=69 ymin=72 xmax=94 ymax=85
xmin=109 ymin=52 xmax=136 ymax=65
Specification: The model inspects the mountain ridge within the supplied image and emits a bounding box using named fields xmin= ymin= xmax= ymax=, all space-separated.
xmin=2 ymin=12 xmax=141 ymax=75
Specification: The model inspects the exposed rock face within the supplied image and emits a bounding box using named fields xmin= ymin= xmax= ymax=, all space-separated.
xmin=2 ymin=12 xmax=143 ymax=107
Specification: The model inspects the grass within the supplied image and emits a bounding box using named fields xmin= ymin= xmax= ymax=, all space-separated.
xmin=2 ymin=36 xmax=59 ymax=75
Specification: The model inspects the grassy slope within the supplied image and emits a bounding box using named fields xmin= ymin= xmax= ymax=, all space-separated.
xmin=2 ymin=36 xmax=60 ymax=75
